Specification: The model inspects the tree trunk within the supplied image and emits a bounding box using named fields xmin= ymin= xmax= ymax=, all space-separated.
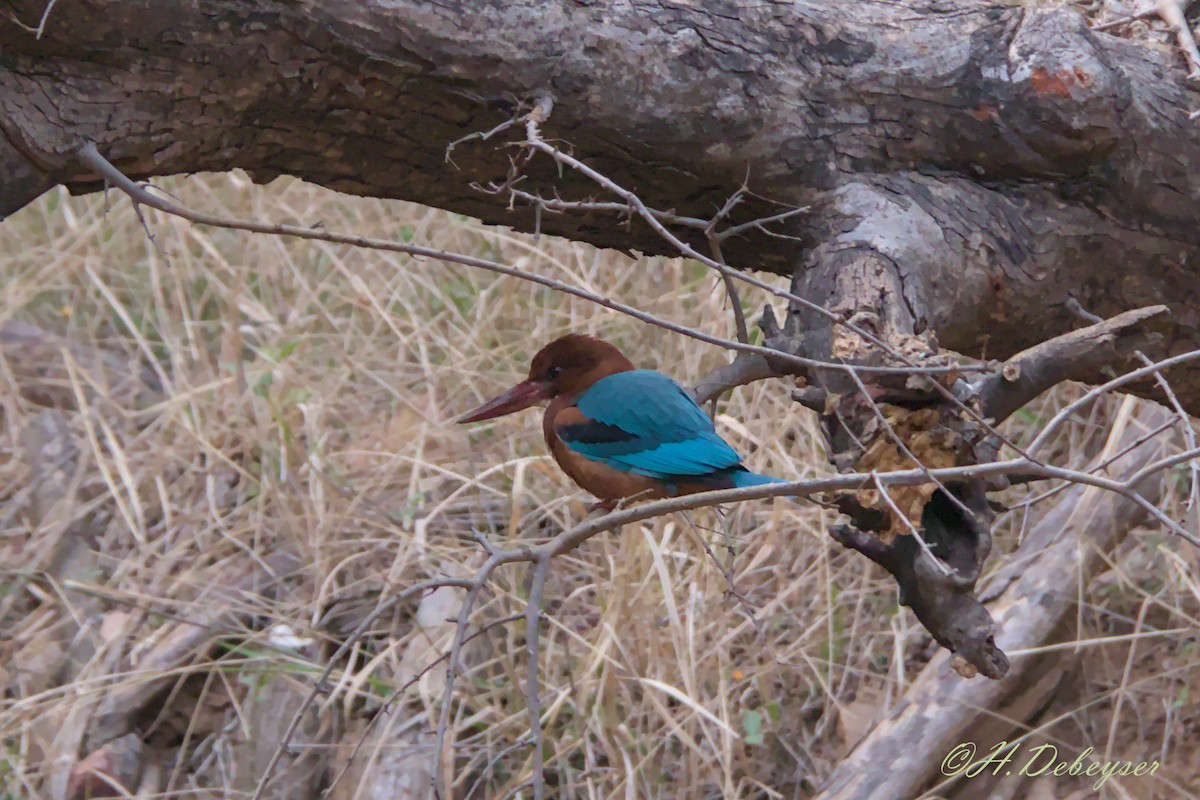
xmin=2 ymin=0 xmax=1198 ymax=409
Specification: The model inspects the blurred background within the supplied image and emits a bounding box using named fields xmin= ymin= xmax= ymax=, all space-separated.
xmin=1 ymin=175 xmax=1196 ymax=799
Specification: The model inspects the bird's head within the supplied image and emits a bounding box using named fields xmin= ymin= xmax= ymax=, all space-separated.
xmin=458 ymin=334 xmax=635 ymax=423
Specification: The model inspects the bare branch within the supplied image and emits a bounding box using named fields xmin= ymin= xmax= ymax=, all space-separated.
xmin=75 ymin=142 xmax=966 ymax=378
xmin=1135 ymin=350 xmax=1200 ymax=518
xmin=1027 ymin=349 xmax=1200 ymax=457
xmin=711 ymin=238 xmax=750 ymax=345
xmin=692 ymin=353 xmax=778 ymax=406
xmin=844 ymin=366 xmax=981 ymax=529
xmin=523 ymin=556 xmax=552 ymax=800
xmin=975 ymin=304 xmax=1168 ymax=425
xmin=868 ymin=473 xmax=952 ymax=576
xmin=513 ymin=126 xmax=987 ymax=377
xmin=1000 ymin=418 xmax=1176 ymax=516
xmin=715 ymin=205 xmax=810 ymax=241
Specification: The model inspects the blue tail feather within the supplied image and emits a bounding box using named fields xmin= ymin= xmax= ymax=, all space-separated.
xmin=730 ymin=469 xmax=786 ymax=488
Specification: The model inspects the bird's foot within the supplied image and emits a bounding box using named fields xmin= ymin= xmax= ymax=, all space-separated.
xmin=587 ymin=499 xmax=619 ymax=514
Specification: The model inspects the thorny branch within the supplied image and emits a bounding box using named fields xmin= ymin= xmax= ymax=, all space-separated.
xmin=1000 ymin=418 xmax=1176 ymax=520
xmin=1137 ymin=350 xmax=1200 ymax=512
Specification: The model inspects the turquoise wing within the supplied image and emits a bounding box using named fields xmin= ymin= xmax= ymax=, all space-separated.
xmin=556 ymin=370 xmax=744 ymax=479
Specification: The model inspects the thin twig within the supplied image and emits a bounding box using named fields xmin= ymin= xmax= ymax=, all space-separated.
xmin=520 ymin=136 xmax=894 ymax=362
xmin=1000 ymin=418 xmax=1176 ymax=516
xmin=870 ymin=472 xmax=953 ymax=577
xmin=1125 ymin=445 xmax=1200 ymax=488
xmin=679 ymin=512 xmax=766 ymax=635
xmin=35 ymin=0 xmax=59 ymax=39
xmin=844 ymin=366 xmax=980 ymax=528
xmin=706 ymin=220 xmax=750 ymax=345
xmin=446 ymin=116 xmax=521 ymax=167
xmin=1158 ymin=0 xmax=1200 ymax=79
xmin=1028 ymin=349 xmax=1200 ymax=457
xmin=1136 ymin=350 xmax=1200 ymax=515
xmin=691 ymin=173 xmax=751 ymax=344
xmin=511 ymin=128 xmax=991 ymax=377
xmin=523 ymin=556 xmax=552 ymax=800
xmin=75 ymin=142 xmax=963 ymax=378
xmin=716 ymin=205 xmax=810 ymax=241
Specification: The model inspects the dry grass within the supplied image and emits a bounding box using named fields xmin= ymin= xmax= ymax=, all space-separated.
xmin=1 ymin=174 xmax=1197 ymax=799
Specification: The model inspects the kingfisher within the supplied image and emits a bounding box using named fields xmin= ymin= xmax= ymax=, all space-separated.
xmin=459 ymin=334 xmax=783 ymax=505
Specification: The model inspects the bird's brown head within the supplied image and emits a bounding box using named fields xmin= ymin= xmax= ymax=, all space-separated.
xmin=458 ymin=334 xmax=635 ymax=423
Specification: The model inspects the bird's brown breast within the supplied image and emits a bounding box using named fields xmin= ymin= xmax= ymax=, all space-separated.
xmin=543 ymin=400 xmax=664 ymax=501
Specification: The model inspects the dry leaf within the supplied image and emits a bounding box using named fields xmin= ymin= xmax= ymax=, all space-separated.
xmin=99 ymin=611 xmax=130 ymax=644
xmin=67 ymin=733 xmax=143 ymax=800
xmin=950 ymin=655 xmax=978 ymax=679
xmin=836 ymin=695 xmax=882 ymax=754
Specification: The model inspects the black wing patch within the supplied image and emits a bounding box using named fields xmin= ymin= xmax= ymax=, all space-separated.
xmin=557 ymin=419 xmax=640 ymax=446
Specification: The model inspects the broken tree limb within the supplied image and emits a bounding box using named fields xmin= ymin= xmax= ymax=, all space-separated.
xmin=776 ymin=204 xmax=1179 ymax=677
xmin=790 ymin=174 xmax=1197 ymax=411
xmin=975 ymin=304 xmax=1169 ymax=426
xmin=815 ymin=399 xmax=1175 ymax=800
xmin=831 ymin=483 xmax=1007 ymax=680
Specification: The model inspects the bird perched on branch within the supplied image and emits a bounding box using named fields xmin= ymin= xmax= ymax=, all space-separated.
xmin=459 ymin=334 xmax=783 ymax=506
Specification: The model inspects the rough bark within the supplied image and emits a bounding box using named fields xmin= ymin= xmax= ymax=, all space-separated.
xmin=1 ymin=0 xmax=1198 ymax=408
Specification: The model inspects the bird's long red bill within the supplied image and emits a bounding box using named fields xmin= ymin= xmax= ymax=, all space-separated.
xmin=458 ymin=380 xmax=550 ymax=423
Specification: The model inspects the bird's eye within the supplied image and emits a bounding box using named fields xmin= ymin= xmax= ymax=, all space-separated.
xmin=546 ymin=366 xmax=562 ymax=380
